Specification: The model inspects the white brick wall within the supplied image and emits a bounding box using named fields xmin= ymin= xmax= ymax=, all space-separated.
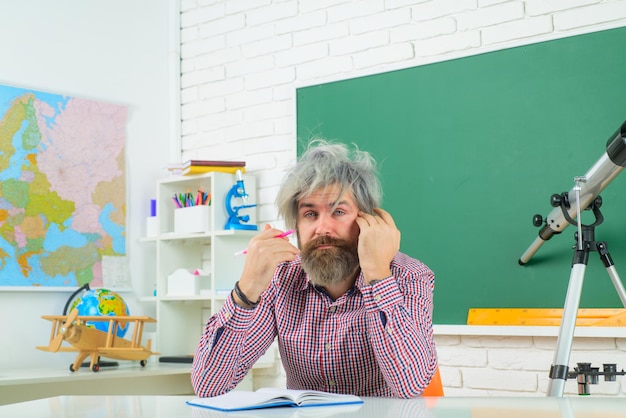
xmin=437 ymin=333 xmax=626 ymax=396
xmin=179 ymin=0 xmax=626 ymax=396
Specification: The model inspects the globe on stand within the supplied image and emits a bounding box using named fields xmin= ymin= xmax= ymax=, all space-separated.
xmin=70 ymin=288 xmax=130 ymax=338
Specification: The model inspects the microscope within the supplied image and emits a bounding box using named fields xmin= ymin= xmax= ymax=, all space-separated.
xmin=224 ymin=169 xmax=258 ymax=230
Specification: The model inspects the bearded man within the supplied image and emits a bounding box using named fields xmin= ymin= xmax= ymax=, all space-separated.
xmin=191 ymin=140 xmax=437 ymax=399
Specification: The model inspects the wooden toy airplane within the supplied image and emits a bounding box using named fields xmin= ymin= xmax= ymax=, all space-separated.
xmin=37 ymin=308 xmax=158 ymax=372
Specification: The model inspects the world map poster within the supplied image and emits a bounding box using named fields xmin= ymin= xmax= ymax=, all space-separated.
xmin=0 ymin=84 xmax=127 ymax=288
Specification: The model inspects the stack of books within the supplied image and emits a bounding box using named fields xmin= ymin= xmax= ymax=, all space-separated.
xmin=166 ymin=160 xmax=246 ymax=176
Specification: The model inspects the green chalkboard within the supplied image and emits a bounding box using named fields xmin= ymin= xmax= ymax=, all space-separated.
xmin=296 ymin=27 xmax=626 ymax=324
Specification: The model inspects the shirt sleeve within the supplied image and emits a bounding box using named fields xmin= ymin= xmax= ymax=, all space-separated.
xmin=190 ymin=291 xmax=276 ymax=397
xmin=359 ymin=257 xmax=438 ymax=398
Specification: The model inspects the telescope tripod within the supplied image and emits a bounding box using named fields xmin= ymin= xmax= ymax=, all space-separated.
xmin=547 ymin=194 xmax=626 ymax=397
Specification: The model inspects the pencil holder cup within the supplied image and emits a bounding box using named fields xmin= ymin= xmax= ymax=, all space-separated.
xmin=174 ymin=205 xmax=210 ymax=234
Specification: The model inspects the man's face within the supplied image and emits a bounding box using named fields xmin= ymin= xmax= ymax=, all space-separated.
xmin=296 ymin=185 xmax=361 ymax=286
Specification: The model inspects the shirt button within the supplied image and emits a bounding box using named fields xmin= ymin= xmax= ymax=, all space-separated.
xmin=329 ymin=306 xmax=336 ymax=313
xmin=374 ymin=294 xmax=382 ymax=302
xmin=329 ymin=380 xmax=335 ymax=387
xmin=225 ymin=313 xmax=231 ymax=319
xmin=324 ymin=343 xmax=331 ymax=350
xmin=387 ymin=327 xmax=393 ymax=335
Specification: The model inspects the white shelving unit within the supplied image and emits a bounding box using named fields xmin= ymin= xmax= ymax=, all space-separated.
xmin=148 ymin=171 xmax=258 ymax=357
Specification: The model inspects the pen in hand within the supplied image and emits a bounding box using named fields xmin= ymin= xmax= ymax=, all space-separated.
xmin=234 ymin=229 xmax=295 ymax=256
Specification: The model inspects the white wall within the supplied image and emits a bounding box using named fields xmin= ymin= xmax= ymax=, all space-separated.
xmin=0 ymin=0 xmax=172 ymax=370
xmin=178 ymin=0 xmax=626 ymax=396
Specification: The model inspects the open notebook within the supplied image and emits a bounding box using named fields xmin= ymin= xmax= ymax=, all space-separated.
xmin=186 ymin=388 xmax=364 ymax=412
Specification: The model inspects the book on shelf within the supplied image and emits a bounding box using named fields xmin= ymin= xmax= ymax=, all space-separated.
xmin=182 ymin=165 xmax=246 ymax=176
xmin=186 ymin=388 xmax=363 ymax=412
xmin=182 ymin=159 xmax=245 ymax=168
xmin=166 ymin=160 xmax=246 ymax=176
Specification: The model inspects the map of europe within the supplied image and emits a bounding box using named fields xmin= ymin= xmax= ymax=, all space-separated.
xmin=0 ymin=84 xmax=127 ymax=288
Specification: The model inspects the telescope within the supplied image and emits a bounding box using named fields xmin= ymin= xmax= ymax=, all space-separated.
xmin=519 ymin=121 xmax=626 ymax=265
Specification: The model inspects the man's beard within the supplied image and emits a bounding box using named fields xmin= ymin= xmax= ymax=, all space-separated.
xmin=300 ymin=235 xmax=359 ymax=287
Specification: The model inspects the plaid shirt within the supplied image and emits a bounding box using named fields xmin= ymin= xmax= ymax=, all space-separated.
xmin=191 ymin=252 xmax=437 ymax=398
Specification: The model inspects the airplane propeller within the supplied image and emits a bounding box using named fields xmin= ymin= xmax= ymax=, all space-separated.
xmin=50 ymin=309 xmax=79 ymax=352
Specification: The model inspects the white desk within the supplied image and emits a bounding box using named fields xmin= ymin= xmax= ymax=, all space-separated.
xmin=0 ymin=364 xmax=194 ymax=406
xmin=0 ymin=395 xmax=624 ymax=417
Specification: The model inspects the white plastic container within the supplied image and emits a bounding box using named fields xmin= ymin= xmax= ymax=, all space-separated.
xmin=174 ymin=205 xmax=210 ymax=234
xmin=145 ymin=216 xmax=158 ymax=237
xmin=167 ymin=268 xmax=210 ymax=296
